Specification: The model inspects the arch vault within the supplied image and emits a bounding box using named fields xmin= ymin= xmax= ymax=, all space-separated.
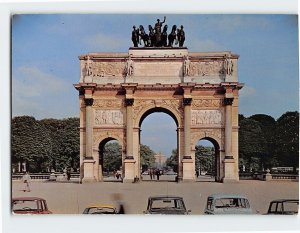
xmin=74 ymin=47 xmax=243 ymax=183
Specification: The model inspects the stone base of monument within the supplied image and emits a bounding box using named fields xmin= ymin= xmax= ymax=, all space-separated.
xmin=182 ymin=157 xmax=195 ymax=182
xmin=222 ymin=158 xmax=239 ymax=183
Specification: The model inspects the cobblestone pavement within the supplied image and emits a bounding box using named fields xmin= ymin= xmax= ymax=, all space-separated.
xmin=12 ymin=176 xmax=298 ymax=215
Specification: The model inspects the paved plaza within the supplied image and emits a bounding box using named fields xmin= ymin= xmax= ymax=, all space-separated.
xmin=12 ymin=175 xmax=298 ymax=215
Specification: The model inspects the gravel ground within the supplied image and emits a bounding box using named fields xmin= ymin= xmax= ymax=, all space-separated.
xmin=12 ymin=176 xmax=298 ymax=215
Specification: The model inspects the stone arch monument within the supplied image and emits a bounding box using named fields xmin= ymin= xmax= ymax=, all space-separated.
xmin=74 ymin=47 xmax=243 ymax=183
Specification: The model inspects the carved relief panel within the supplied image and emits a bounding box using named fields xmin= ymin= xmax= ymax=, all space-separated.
xmin=88 ymin=62 xmax=126 ymax=77
xmin=191 ymin=110 xmax=223 ymax=126
xmin=189 ymin=61 xmax=224 ymax=77
xmin=192 ymin=99 xmax=223 ymax=108
xmin=94 ymin=110 xmax=124 ymax=126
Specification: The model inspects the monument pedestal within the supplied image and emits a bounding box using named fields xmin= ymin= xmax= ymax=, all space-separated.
xmin=222 ymin=158 xmax=238 ymax=183
xmin=82 ymin=158 xmax=96 ymax=183
xmin=123 ymin=158 xmax=136 ymax=183
xmin=182 ymin=157 xmax=194 ymax=182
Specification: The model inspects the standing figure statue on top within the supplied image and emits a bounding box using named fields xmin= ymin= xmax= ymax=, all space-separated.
xmin=131 ymin=26 xmax=139 ymax=47
xmin=154 ymin=16 xmax=166 ymax=47
xmin=177 ymin=25 xmax=185 ymax=47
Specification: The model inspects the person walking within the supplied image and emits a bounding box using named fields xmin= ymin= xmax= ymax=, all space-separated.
xmin=156 ymin=169 xmax=160 ymax=181
xmin=21 ymin=172 xmax=31 ymax=192
xmin=149 ymin=169 xmax=153 ymax=180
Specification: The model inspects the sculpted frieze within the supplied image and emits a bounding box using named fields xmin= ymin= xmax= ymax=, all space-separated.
xmin=93 ymin=99 xmax=123 ymax=108
xmin=191 ymin=110 xmax=223 ymax=125
xmin=94 ymin=110 xmax=124 ymax=126
xmin=189 ymin=61 xmax=224 ymax=76
xmin=88 ymin=62 xmax=126 ymax=77
xmin=192 ymin=99 xmax=222 ymax=108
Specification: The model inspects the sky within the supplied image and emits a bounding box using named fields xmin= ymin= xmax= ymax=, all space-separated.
xmin=12 ymin=14 xmax=299 ymax=156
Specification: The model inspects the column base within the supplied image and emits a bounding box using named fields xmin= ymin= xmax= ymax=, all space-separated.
xmin=182 ymin=158 xmax=194 ymax=180
xmin=82 ymin=177 xmax=97 ymax=183
xmin=222 ymin=177 xmax=239 ymax=183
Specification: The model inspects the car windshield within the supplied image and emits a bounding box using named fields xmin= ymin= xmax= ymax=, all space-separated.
xmin=215 ymin=198 xmax=249 ymax=208
xmin=88 ymin=207 xmax=115 ymax=214
xmin=284 ymin=202 xmax=298 ymax=213
xmin=13 ymin=200 xmax=39 ymax=211
xmin=150 ymin=199 xmax=185 ymax=210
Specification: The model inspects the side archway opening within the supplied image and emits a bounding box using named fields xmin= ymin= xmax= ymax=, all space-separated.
xmin=99 ymin=137 xmax=122 ymax=182
xmin=195 ymin=137 xmax=220 ymax=182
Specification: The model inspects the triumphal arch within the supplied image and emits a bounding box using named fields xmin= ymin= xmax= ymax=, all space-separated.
xmin=74 ymin=45 xmax=243 ymax=183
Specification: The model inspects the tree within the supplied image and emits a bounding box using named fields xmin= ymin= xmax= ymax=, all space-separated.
xmin=140 ymin=144 xmax=155 ymax=170
xmin=102 ymin=142 xmax=122 ymax=172
xmin=239 ymin=118 xmax=267 ymax=171
xmin=274 ymin=111 xmax=299 ymax=171
xmin=12 ymin=116 xmax=52 ymax=172
xmin=195 ymin=145 xmax=214 ymax=174
xmin=249 ymin=114 xmax=277 ymax=169
xmin=166 ymin=149 xmax=178 ymax=172
xmin=41 ymin=118 xmax=80 ymax=172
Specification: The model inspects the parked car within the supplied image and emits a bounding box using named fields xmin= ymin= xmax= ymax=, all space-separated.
xmin=83 ymin=204 xmax=117 ymax=214
xmin=266 ymin=199 xmax=299 ymax=215
xmin=144 ymin=196 xmax=190 ymax=215
xmin=204 ymin=194 xmax=253 ymax=215
xmin=12 ymin=197 xmax=52 ymax=214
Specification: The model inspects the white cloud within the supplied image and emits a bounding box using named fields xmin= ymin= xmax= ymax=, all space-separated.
xmin=84 ymin=33 xmax=125 ymax=51
xmin=189 ymin=39 xmax=226 ymax=52
xmin=13 ymin=66 xmax=68 ymax=98
xmin=12 ymin=66 xmax=70 ymax=118
xmin=239 ymin=85 xmax=256 ymax=98
xmin=202 ymin=15 xmax=271 ymax=33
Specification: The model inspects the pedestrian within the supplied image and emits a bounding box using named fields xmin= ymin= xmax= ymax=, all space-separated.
xmin=21 ymin=172 xmax=31 ymax=192
xmin=66 ymin=168 xmax=71 ymax=181
xmin=156 ymin=169 xmax=160 ymax=181
xmin=196 ymin=170 xmax=199 ymax=178
xmin=150 ymin=169 xmax=153 ymax=180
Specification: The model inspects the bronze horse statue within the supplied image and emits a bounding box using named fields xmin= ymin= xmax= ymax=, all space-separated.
xmin=161 ymin=25 xmax=168 ymax=47
xmin=139 ymin=25 xmax=149 ymax=47
xmin=168 ymin=25 xmax=177 ymax=47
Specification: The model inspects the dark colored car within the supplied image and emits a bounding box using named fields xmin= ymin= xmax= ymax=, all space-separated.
xmin=12 ymin=197 xmax=52 ymax=214
xmin=144 ymin=196 xmax=190 ymax=215
xmin=267 ymin=199 xmax=299 ymax=215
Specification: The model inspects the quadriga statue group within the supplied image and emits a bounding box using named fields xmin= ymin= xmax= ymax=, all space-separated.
xmin=131 ymin=16 xmax=185 ymax=48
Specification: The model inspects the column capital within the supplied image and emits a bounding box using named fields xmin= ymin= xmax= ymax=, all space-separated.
xmin=125 ymin=98 xmax=134 ymax=106
xmin=183 ymin=98 xmax=192 ymax=106
xmin=84 ymin=98 xmax=94 ymax=106
xmin=224 ymin=97 xmax=234 ymax=106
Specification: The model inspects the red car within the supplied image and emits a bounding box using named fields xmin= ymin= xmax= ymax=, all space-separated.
xmin=12 ymin=197 xmax=52 ymax=214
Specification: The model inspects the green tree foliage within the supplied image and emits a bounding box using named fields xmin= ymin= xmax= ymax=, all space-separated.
xmin=166 ymin=149 xmax=178 ymax=172
xmin=12 ymin=116 xmax=52 ymax=172
xmin=239 ymin=112 xmax=299 ymax=172
xmin=195 ymin=145 xmax=214 ymax=174
xmin=12 ymin=116 xmax=80 ymax=172
xmin=40 ymin=118 xmax=80 ymax=172
xmin=274 ymin=111 xmax=299 ymax=170
xmin=140 ymin=144 xmax=155 ymax=170
xmin=239 ymin=118 xmax=267 ymax=171
xmin=102 ymin=142 xmax=122 ymax=172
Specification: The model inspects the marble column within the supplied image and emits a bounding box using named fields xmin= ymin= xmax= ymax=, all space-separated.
xmin=182 ymin=97 xmax=194 ymax=181
xmin=123 ymin=98 xmax=135 ymax=182
xmin=224 ymin=97 xmax=234 ymax=159
xmin=183 ymin=97 xmax=192 ymax=159
xmin=85 ymin=98 xmax=94 ymax=159
xmin=222 ymin=97 xmax=237 ymax=183
xmin=82 ymin=98 xmax=96 ymax=182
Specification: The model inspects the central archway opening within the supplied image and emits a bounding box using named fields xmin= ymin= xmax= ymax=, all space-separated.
xmin=139 ymin=107 xmax=178 ymax=182
xmin=195 ymin=138 xmax=220 ymax=182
